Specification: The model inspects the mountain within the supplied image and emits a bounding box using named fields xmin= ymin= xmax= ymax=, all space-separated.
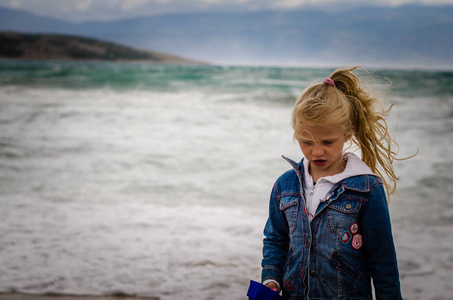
xmin=0 ymin=30 xmax=203 ymax=64
xmin=0 ymin=5 xmax=452 ymax=68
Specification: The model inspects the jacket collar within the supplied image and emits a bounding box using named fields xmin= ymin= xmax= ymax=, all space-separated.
xmin=282 ymin=155 xmax=379 ymax=193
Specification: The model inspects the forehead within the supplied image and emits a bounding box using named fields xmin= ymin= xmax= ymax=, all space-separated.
xmin=296 ymin=122 xmax=344 ymax=140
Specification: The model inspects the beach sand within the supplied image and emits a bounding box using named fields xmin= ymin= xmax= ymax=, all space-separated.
xmin=0 ymin=294 xmax=159 ymax=300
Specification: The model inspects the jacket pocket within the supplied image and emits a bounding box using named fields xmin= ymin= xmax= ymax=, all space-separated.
xmin=326 ymin=196 xmax=362 ymax=235
xmin=329 ymin=251 xmax=363 ymax=297
xmin=330 ymin=251 xmax=361 ymax=280
xmin=279 ymin=195 xmax=299 ymax=233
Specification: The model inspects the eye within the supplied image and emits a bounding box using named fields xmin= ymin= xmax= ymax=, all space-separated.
xmin=300 ymin=140 xmax=313 ymax=145
xmin=322 ymin=140 xmax=334 ymax=145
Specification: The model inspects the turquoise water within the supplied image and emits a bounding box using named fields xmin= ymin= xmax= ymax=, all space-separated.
xmin=2 ymin=60 xmax=452 ymax=95
xmin=0 ymin=60 xmax=452 ymax=299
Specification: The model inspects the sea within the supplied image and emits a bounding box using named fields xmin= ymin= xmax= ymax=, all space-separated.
xmin=0 ymin=60 xmax=452 ymax=300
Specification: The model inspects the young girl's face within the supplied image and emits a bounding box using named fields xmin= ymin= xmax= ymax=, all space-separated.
xmin=296 ymin=121 xmax=351 ymax=179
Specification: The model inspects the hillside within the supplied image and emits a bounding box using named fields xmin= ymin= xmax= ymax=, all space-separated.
xmin=0 ymin=30 xmax=204 ymax=64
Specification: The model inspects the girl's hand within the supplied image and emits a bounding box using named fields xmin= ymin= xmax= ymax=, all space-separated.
xmin=265 ymin=281 xmax=279 ymax=292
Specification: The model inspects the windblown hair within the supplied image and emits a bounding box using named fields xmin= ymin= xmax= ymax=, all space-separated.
xmin=292 ymin=66 xmax=401 ymax=195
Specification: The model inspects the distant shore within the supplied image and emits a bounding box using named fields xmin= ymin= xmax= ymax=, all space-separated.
xmin=0 ymin=293 xmax=159 ymax=300
xmin=0 ymin=30 xmax=205 ymax=65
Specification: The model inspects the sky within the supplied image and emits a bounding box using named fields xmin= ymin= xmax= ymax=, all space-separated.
xmin=1 ymin=0 xmax=453 ymax=22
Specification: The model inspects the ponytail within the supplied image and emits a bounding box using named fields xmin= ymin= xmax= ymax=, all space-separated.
xmin=330 ymin=66 xmax=400 ymax=195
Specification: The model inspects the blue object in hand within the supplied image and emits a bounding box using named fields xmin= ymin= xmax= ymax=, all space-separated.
xmin=247 ymin=280 xmax=285 ymax=300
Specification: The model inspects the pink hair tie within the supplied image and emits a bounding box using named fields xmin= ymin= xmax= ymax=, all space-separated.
xmin=323 ymin=77 xmax=335 ymax=88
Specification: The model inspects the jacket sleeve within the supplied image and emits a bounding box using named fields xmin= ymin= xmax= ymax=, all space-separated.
xmin=361 ymin=179 xmax=402 ymax=300
xmin=261 ymin=183 xmax=290 ymax=286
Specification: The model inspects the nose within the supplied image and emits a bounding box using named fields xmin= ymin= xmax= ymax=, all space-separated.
xmin=312 ymin=144 xmax=324 ymax=157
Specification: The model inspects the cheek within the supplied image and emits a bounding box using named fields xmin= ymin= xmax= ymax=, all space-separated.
xmin=298 ymin=143 xmax=310 ymax=156
xmin=297 ymin=141 xmax=304 ymax=150
xmin=331 ymin=144 xmax=346 ymax=157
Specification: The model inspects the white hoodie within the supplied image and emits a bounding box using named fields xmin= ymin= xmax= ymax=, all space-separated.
xmin=303 ymin=152 xmax=375 ymax=222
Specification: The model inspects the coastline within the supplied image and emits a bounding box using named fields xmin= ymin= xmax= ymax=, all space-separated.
xmin=0 ymin=30 xmax=206 ymax=65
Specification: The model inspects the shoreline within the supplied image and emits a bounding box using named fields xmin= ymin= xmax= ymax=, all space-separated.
xmin=0 ymin=294 xmax=159 ymax=300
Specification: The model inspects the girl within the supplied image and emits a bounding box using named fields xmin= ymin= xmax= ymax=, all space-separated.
xmin=261 ymin=67 xmax=403 ymax=299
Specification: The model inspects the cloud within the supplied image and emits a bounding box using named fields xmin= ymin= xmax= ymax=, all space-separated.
xmin=0 ymin=0 xmax=452 ymax=22
xmin=2 ymin=0 xmax=94 ymax=14
xmin=75 ymin=0 xmax=93 ymax=11
xmin=8 ymin=0 xmax=20 ymax=8
xmin=121 ymin=0 xmax=150 ymax=11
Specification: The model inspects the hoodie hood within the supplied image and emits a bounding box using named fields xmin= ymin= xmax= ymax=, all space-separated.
xmin=300 ymin=152 xmax=376 ymax=221
xmin=321 ymin=152 xmax=374 ymax=184
xmin=303 ymin=152 xmax=374 ymax=187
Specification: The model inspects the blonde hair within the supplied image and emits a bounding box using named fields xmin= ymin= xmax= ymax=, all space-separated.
xmin=292 ymin=66 xmax=401 ymax=195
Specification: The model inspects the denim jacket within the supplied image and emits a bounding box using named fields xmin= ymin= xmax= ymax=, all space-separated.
xmin=261 ymin=157 xmax=402 ymax=300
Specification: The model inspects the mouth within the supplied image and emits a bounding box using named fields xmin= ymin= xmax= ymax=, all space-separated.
xmin=312 ymin=159 xmax=327 ymax=166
